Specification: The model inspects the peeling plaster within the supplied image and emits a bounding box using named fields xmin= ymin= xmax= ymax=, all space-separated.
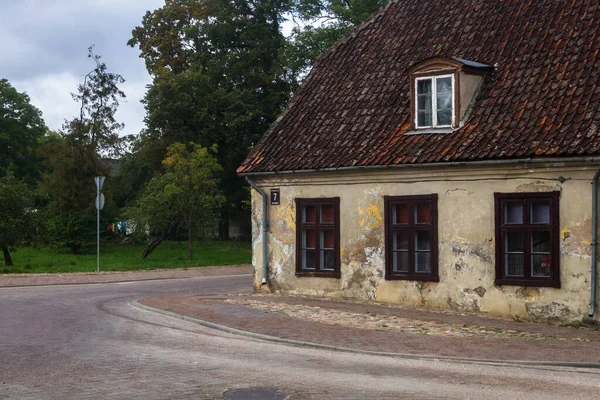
xmin=252 ymin=167 xmax=600 ymax=323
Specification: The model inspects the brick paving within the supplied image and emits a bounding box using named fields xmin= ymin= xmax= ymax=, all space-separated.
xmin=0 ymin=264 xmax=252 ymax=287
xmin=3 ymin=272 xmax=600 ymax=398
xmin=140 ymin=293 xmax=600 ymax=363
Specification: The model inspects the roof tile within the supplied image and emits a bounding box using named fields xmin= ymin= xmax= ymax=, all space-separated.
xmin=238 ymin=0 xmax=600 ymax=174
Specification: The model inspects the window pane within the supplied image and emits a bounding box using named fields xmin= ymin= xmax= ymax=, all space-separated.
xmin=532 ymin=231 xmax=550 ymax=253
xmin=393 ymin=251 xmax=409 ymax=272
xmin=414 ymin=203 xmax=432 ymax=224
xmin=417 ymin=94 xmax=432 ymax=111
xmin=393 ymin=231 xmax=409 ymax=250
xmin=436 ymin=77 xmax=452 ymax=93
xmin=418 ymin=111 xmax=432 ymax=126
xmin=415 ymin=252 xmax=431 ymax=273
xmin=320 ymin=204 xmax=334 ymax=224
xmin=415 ymin=230 xmax=431 ymax=251
xmin=437 ymin=93 xmax=452 ymax=110
xmin=302 ymin=250 xmax=316 ymax=270
xmin=504 ymin=202 xmax=524 ymax=224
xmin=437 ymin=109 xmax=452 ymax=125
xmin=417 ymin=79 xmax=432 ymax=94
xmin=320 ymin=230 xmax=335 ymax=249
xmin=505 ymin=231 xmax=524 ymax=252
xmin=302 ymin=230 xmax=316 ymax=249
xmin=393 ymin=203 xmax=409 ymax=224
xmin=531 ymin=201 xmax=551 ymax=224
xmin=302 ymin=205 xmax=317 ymax=223
xmin=532 ymin=254 xmax=551 ymax=277
xmin=320 ymin=250 xmax=335 ymax=271
xmin=505 ymin=254 xmax=524 ymax=276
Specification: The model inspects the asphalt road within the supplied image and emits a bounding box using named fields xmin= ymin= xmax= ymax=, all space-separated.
xmin=1 ymin=273 xmax=600 ymax=399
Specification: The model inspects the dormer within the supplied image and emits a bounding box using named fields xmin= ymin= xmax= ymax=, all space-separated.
xmin=407 ymin=57 xmax=493 ymax=133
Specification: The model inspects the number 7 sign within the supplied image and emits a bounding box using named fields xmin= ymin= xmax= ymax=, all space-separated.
xmin=270 ymin=189 xmax=280 ymax=205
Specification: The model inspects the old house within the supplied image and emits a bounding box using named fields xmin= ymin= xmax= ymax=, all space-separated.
xmin=237 ymin=0 xmax=600 ymax=322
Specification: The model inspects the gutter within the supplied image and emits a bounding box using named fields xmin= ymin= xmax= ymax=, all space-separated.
xmin=589 ymin=168 xmax=600 ymax=317
xmin=245 ymin=177 xmax=268 ymax=285
xmin=238 ymin=156 xmax=600 ymax=177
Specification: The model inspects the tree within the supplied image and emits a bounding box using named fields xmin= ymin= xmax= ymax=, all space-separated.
xmin=128 ymin=142 xmax=224 ymax=260
xmin=0 ymin=173 xmax=34 ymax=266
xmin=37 ymin=141 xmax=109 ymax=253
xmin=67 ymin=47 xmax=126 ymax=155
xmin=38 ymin=48 xmax=124 ymax=253
xmin=126 ymin=0 xmax=388 ymax=239
xmin=0 ymin=79 xmax=47 ymax=183
xmin=128 ymin=0 xmax=293 ymax=240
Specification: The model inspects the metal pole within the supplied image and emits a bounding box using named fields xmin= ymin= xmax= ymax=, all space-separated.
xmin=589 ymin=167 xmax=600 ymax=317
xmin=245 ymin=177 xmax=268 ymax=285
xmin=97 ymin=186 xmax=100 ymax=275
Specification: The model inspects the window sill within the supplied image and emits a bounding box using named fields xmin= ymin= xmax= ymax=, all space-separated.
xmin=404 ymin=128 xmax=456 ymax=135
xmin=495 ymin=278 xmax=560 ymax=288
xmin=385 ymin=274 xmax=439 ymax=282
xmin=296 ymin=271 xmax=340 ymax=278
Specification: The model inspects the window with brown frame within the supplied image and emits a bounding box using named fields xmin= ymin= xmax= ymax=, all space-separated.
xmin=494 ymin=192 xmax=560 ymax=288
xmin=384 ymin=195 xmax=438 ymax=281
xmin=295 ymin=198 xmax=340 ymax=278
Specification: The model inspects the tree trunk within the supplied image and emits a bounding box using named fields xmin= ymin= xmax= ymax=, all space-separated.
xmin=2 ymin=245 xmax=13 ymax=267
xmin=187 ymin=222 xmax=193 ymax=261
xmin=218 ymin=205 xmax=230 ymax=241
xmin=141 ymin=232 xmax=168 ymax=260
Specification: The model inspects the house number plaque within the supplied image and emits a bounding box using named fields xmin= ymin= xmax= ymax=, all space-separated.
xmin=270 ymin=189 xmax=280 ymax=205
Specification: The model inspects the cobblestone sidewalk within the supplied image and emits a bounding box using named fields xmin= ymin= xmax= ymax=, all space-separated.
xmin=226 ymin=298 xmax=597 ymax=342
xmin=140 ymin=293 xmax=600 ymax=363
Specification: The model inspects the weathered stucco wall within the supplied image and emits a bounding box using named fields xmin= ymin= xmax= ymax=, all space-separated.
xmin=249 ymin=163 xmax=600 ymax=322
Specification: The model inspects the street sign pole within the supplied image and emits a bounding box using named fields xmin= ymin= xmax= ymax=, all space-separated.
xmin=94 ymin=176 xmax=105 ymax=275
xmin=97 ymin=190 xmax=100 ymax=275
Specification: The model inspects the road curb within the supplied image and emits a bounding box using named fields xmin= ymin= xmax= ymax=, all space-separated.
xmin=132 ymin=300 xmax=600 ymax=370
xmin=0 ymin=273 xmax=252 ymax=289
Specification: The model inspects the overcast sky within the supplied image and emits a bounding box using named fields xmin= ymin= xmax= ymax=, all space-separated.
xmin=1 ymin=0 xmax=165 ymax=136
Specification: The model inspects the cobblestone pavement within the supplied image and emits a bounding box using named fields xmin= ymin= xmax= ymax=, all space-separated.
xmin=227 ymin=297 xmax=598 ymax=342
xmin=3 ymin=271 xmax=600 ymax=399
xmin=141 ymin=293 xmax=600 ymax=363
xmin=0 ymin=265 xmax=252 ymax=287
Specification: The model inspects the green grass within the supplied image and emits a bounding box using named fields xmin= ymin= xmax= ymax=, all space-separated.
xmin=2 ymin=240 xmax=251 ymax=274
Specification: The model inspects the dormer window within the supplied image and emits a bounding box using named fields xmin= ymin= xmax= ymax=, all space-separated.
xmin=408 ymin=57 xmax=493 ymax=132
xmin=415 ymin=74 xmax=455 ymax=128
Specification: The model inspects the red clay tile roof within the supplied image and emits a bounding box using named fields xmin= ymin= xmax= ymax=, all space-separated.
xmin=238 ymin=0 xmax=600 ymax=174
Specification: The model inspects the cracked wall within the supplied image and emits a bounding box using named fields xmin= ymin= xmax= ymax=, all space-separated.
xmin=249 ymin=163 xmax=600 ymax=323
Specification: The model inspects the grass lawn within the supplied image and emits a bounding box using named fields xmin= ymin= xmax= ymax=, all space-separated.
xmin=1 ymin=240 xmax=251 ymax=274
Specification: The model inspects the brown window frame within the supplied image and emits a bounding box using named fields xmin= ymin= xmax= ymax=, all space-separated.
xmin=494 ymin=192 xmax=560 ymax=288
xmin=295 ymin=197 xmax=341 ymax=278
xmin=384 ymin=194 xmax=439 ymax=282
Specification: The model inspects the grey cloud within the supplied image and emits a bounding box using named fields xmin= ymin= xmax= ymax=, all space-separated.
xmin=1 ymin=0 xmax=164 ymax=134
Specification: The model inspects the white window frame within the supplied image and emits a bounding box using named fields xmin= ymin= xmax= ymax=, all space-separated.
xmin=414 ymin=74 xmax=455 ymax=129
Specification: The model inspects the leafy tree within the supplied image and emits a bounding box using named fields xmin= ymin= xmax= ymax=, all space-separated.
xmin=128 ymin=142 xmax=224 ymax=260
xmin=0 ymin=173 xmax=34 ymax=266
xmin=126 ymin=0 xmax=388 ymax=239
xmin=38 ymin=48 xmax=124 ymax=253
xmin=37 ymin=141 xmax=110 ymax=253
xmin=128 ymin=0 xmax=293 ymax=239
xmin=67 ymin=47 xmax=126 ymax=155
xmin=0 ymin=79 xmax=47 ymax=183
